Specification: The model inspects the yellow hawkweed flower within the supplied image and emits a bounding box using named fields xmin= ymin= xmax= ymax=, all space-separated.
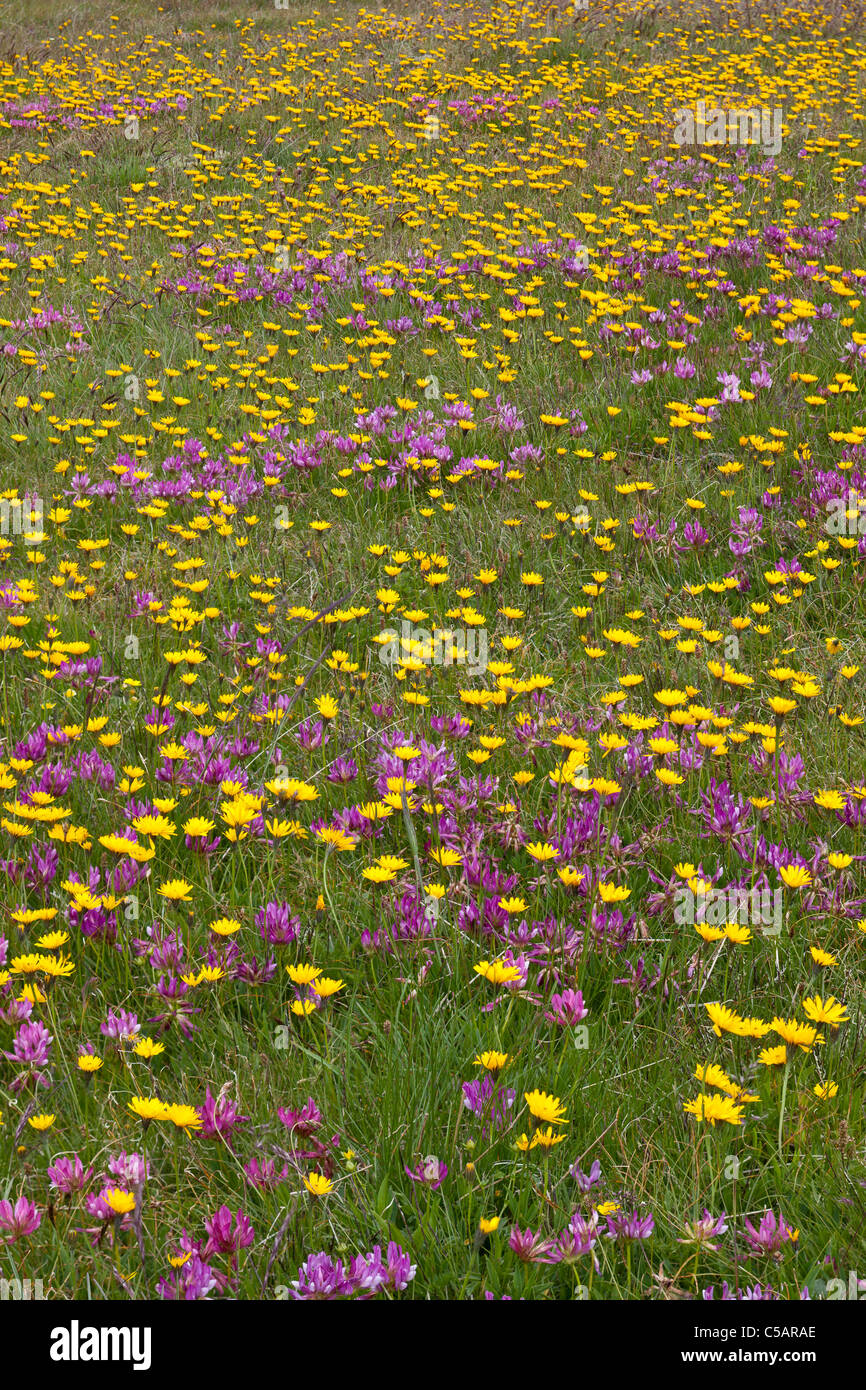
xmin=524 ymin=1089 xmax=567 ymax=1125
xmin=474 ymin=1051 xmax=509 ymax=1070
xmin=683 ymin=1094 xmax=744 ymax=1126
xmin=801 ymin=995 xmax=849 ymax=1029
xmin=105 ymin=1187 xmax=136 ymax=1216
xmin=303 ymin=1172 xmax=333 ymax=1196
xmin=474 ymin=959 xmax=522 ymax=986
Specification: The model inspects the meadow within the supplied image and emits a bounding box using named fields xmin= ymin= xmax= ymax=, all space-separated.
xmin=0 ymin=0 xmax=865 ymax=1302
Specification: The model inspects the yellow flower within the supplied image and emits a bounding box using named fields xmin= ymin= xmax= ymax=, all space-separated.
xmin=376 ymin=855 xmax=409 ymax=873
xmin=163 ymin=1104 xmax=202 ymax=1130
xmin=723 ymin=923 xmax=752 ymax=944
xmin=656 ymin=768 xmax=685 ymax=787
xmin=696 ymin=923 xmax=725 ymax=943
xmin=105 ymin=1187 xmax=136 ymax=1216
xmin=98 ymin=834 xmax=155 ymax=863
xmin=827 ymin=853 xmax=852 ymax=870
xmin=597 ymin=881 xmax=630 ymax=903
xmin=474 ymin=959 xmax=522 ymax=986
xmin=210 ymin=917 xmax=242 ymax=936
xmin=524 ymin=841 xmax=559 ymax=862
xmin=531 ymin=1126 xmax=568 ymax=1149
xmin=814 ymin=1080 xmax=839 ymax=1100
xmin=654 ymin=688 xmax=688 ymax=708
xmin=34 ymin=930 xmax=68 ymax=950
xmin=771 ymin=1016 xmax=820 ymax=1051
xmin=683 ymin=1094 xmax=744 ymax=1126
xmin=40 ymin=954 xmax=75 ymax=978
xmin=10 ymin=954 xmax=46 ymax=975
xmin=267 ymin=778 xmax=318 ymax=804
xmin=524 ymin=1089 xmax=567 ymax=1125
xmin=497 ymin=896 xmax=528 ymax=915
xmin=157 ymin=878 xmax=194 ymax=903
xmin=77 ymin=1054 xmax=103 ymax=1073
xmin=809 ymin=948 xmax=837 ymax=975
xmin=478 ymin=1216 xmax=500 ymax=1234
xmin=768 ymin=695 xmax=797 ymax=716
xmin=813 ymin=790 xmax=846 ymax=810
xmin=303 ymin=1172 xmax=333 ymax=1196
xmin=557 ymin=866 xmax=584 ymax=887
xmin=287 ymin=963 xmax=322 ymax=985
xmin=694 ymin=1062 xmax=734 ymax=1093
xmin=742 ymin=1016 xmax=773 ymax=1039
xmin=779 ymin=864 xmax=811 ymax=889
xmin=311 ymin=976 xmax=344 ymax=998
xmin=801 ymin=995 xmax=849 ymax=1029
xmin=314 ymin=826 xmax=357 ymax=851
xmin=28 ymin=1113 xmax=56 ymax=1131
xmin=132 ymin=814 xmax=176 ymax=841
xmin=128 ymin=1096 xmax=168 ymax=1122
xmin=315 ymin=695 xmax=339 ymax=719
xmin=183 ymin=816 xmax=216 ymax=837
xmin=759 ymin=1045 xmax=788 ymax=1066
xmin=474 ymin=1051 xmax=509 ymax=1070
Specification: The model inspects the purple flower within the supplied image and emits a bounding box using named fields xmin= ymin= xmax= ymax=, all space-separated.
xmin=703 ymin=1281 xmax=779 ymax=1300
xmin=604 ymin=1209 xmax=655 ymax=1242
xmin=327 ymin=757 xmax=358 ymax=784
xmin=750 ymin=361 xmax=773 ymax=390
xmin=244 ymin=1157 xmax=290 ymax=1190
xmin=100 ymin=1008 xmax=140 ymax=1042
xmin=4 ymin=1018 xmax=52 ymax=1089
xmin=742 ymin=1209 xmax=797 ymax=1257
xmin=278 ymin=1096 xmax=322 ymax=1137
xmin=290 ymin=1242 xmax=416 ymax=1299
xmin=678 ymin=1210 xmax=728 ymax=1251
xmin=5 ymin=1018 xmax=52 ymax=1065
xmin=198 ymin=1086 xmax=249 ymax=1143
xmin=551 ymin=1212 xmax=600 ymax=1266
xmin=383 ymin=1240 xmax=415 ymax=1290
xmin=290 ymin=1251 xmax=355 ymax=1300
xmin=107 ymin=1151 xmax=149 ymax=1186
xmin=0 ymin=1195 xmax=41 ymax=1241
xmin=508 ymin=1226 xmax=557 ymax=1263
xmin=255 ymin=900 xmax=299 ymax=946
xmin=570 ymin=1159 xmax=602 ymax=1191
xmin=717 ymin=371 xmax=741 ymax=403
xmin=405 ymin=1156 xmax=447 ymax=1189
xmin=461 ymin=1074 xmax=516 ymax=1132
xmin=48 ymin=1155 xmax=94 ymax=1194
xmin=350 ymin=1246 xmax=388 ymax=1295
xmin=203 ymin=1205 xmax=255 ymax=1257
xmin=544 ymin=988 xmax=588 ymax=1026
xmin=157 ymin=1254 xmax=218 ymax=1300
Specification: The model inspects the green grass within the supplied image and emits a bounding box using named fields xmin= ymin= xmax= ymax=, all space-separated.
xmin=0 ymin=0 xmax=865 ymax=1302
